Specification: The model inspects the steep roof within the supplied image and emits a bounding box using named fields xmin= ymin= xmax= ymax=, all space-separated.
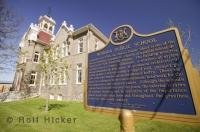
xmin=37 ymin=31 xmax=52 ymax=45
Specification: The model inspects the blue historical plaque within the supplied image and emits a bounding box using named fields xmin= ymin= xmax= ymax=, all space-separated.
xmin=87 ymin=25 xmax=196 ymax=115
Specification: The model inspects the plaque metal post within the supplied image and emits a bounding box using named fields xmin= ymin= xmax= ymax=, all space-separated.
xmin=119 ymin=109 xmax=135 ymax=132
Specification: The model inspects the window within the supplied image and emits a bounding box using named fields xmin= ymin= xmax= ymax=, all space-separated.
xmin=49 ymin=26 xmax=52 ymax=31
xmin=33 ymin=52 xmax=40 ymax=62
xmin=95 ymin=40 xmax=99 ymax=50
xmin=50 ymin=69 xmax=57 ymax=85
xmin=59 ymin=69 xmax=67 ymax=85
xmin=30 ymin=71 xmax=37 ymax=85
xmin=76 ymin=64 xmax=82 ymax=84
xmin=62 ymin=42 xmax=70 ymax=57
xmin=44 ymin=23 xmax=48 ymax=30
xmin=78 ymin=38 xmax=83 ymax=53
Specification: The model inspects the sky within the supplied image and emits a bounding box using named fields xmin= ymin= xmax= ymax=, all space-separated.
xmin=0 ymin=0 xmax=200 ymax=82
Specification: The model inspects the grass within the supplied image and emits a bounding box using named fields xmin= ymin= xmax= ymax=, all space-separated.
xmin=0 ymin=98 xmax=199 ymax=132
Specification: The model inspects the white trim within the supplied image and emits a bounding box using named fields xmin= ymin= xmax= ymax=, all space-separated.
xmin=58 ymin=70 xmax=67 ymax=85
xmin=77 ymin=38 xmax=83 ymax=54
xmin=62 ymin=41 xmax=69 ymax=57
xmin=33 ymin=52 xmax=40 ymax=63
xmin=29 ymin=71 xmax=37 ymax=86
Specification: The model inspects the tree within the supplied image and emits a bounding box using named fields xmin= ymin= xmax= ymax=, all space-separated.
xmin=39 ymin=47 xmax=68 ymax=111
xmin=0 ymin=0 xmax=22 ymax=73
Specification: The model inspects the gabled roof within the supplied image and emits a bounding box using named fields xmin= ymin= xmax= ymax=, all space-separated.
xmin=73 ymin=24 xmax=109 ymax=44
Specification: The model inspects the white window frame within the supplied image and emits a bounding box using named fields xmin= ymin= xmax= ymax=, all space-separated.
xmin=58 ymin=69 xmax=67 ymax=85
xmin=33 ymin=52 xmax=40 ymax=63
xmin=30 ymin=71 xmax=37 ymax=86
xmin=76 ymin=63 xmax=82 ymax=84
xmin=77 ymin=38 xmax=83 ymax=54
xmin=62 ymin=42 xmax=69 ymax=57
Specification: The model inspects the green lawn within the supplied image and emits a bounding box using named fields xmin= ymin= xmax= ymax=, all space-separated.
xmin=0 ymin=98 xmax=199 ymax=132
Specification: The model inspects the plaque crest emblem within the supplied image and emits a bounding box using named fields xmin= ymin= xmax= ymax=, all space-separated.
xmin=110 ymin=25 xmax=133 ymax=44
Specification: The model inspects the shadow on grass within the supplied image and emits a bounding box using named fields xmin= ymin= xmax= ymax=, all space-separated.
xmin=39 ymin=104 xmax=66 ymax=111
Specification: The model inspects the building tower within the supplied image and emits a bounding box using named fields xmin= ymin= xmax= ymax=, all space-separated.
xmin=13 ymin=15 xmax=56 ymax=93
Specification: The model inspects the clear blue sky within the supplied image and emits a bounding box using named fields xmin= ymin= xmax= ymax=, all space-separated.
xmin=0 ymin=0 xmax=200 ymax=82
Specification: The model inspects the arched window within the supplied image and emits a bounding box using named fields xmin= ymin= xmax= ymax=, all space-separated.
xmin=49 ymin=26 xmax=53 ymax=31
xmin=44 ymin=23 xmax=48 ymax=30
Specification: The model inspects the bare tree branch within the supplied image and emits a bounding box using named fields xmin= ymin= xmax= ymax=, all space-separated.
xmin=0 ymin=0 xmax=22 ymax=73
